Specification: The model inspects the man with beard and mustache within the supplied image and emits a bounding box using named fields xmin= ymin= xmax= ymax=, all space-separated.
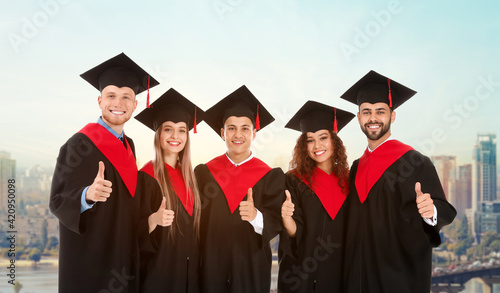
xmin=339 ymin=70 xmax=456 ymax=293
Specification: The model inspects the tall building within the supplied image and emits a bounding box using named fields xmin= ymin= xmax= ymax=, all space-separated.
xmin=449 ymin=164 xmax=472 ymax=218
xmin=0 ymin=151 xmax=16 ymax=213
xmin=431 ymin=155 xmax=457 ymax=201
xmin=469 ymin=133 xmax=498 ymax=243
xmin=472 ymin=133 xmax=497 ymax=207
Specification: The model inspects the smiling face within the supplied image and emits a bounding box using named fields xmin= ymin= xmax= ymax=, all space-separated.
xmin=357 ymin=102 xmax=395 ymax=148
xmin=221 ymin=116 xmax=256 ymax=163
xmin=160 ymin=121 xmax=188 ymax=158
xmin=306 ymin=129 xmax=334 ymax=172
xmin=98 ymin=85 xmax=137 ymax=133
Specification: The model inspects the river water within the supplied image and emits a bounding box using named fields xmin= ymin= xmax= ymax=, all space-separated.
xmin=0 ymin=265 xmax=499 ymax=293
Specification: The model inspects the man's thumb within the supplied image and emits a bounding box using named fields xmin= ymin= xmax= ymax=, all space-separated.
xmin=247 ymin=188 xmax=253 ymax=202
xmin=96 ymin=161 xmax=105 ymax=179
xmin=415 ymin=182 xmax=423 ymax=197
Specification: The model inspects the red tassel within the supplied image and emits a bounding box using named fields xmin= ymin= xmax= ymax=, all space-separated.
xmin=255 ymin=104 xmax=261 ymax=130
xmin=193 ymin=106 xmax=197 ymax=134
xmin=333 ymin=107 xmax=338 ymax=132
xmin=146 ymin=76 xmax=151 ymax=108
xmin=387 ymin=78 xmax=393 ymax=108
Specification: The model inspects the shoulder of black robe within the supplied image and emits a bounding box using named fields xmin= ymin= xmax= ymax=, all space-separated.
xmin=125 ymin=134 xmax=136 ymax=155
xmin=396 ymin=150 xmax=456 ymax=246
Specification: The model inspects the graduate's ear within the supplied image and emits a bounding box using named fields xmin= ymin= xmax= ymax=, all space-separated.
xmin=390 ymin=110 xmax=396 ymax=123
xmin=252 ymin=128 xmax=256 ymax=141
xmin=98 ymin=96 xmax=103 ymax=109
xmin=220 ymin=128 xmax=225 ymax=141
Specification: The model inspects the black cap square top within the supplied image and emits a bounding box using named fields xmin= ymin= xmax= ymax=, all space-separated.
xmin=80 ymin=52 xmax=159 ymax=95
xmin=340 ymin=70 xmax=417 ymax=110
xmin=134 ymin=88 xmax=204 ymax=132
xmin=203 ymin=85 xmax=275 ymax=136
xmin=285 ymin=100 xmax=355 ymax=134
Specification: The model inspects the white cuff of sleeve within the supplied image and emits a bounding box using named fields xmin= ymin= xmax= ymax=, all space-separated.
xmin=423 ymin=205 xmax=437 ymax=226
xmin=249 ymin=208 xmax=264 ymax=235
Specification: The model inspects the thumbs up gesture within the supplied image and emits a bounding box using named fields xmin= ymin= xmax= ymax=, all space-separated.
xmin=86 ymin=161 xmax=113 ymax=202
xmin=281 ymin=190 xmax=294 ymax=219
xmin=239 ymin=188 xmax=257 ymax=222
xmin=149 ymin=197 xmax=175 ymax=233
xmin=415 ymin=182 xmax=434 ymax=219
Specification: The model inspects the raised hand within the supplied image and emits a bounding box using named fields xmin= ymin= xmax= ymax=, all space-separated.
xmin=239 ymin=188 xmax=257 ymax=222
xmin=281 ymin=190 xmax=294 ymax=219
xmin=415 ymin=182 xmax=434 ymax=219
xmin=86 ymin=161 xmax=112 ymax=203
xmin=149 ymin=197 xmax=175 ymax=233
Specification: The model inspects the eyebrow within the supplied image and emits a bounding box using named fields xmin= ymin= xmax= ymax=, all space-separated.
xmin=360 ymin=107 xmax=387 ymax=112
xmin=227 ymin=124 xmax=252 ymax=127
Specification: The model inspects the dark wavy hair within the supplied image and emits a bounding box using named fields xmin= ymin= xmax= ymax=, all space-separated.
xmin=289 ymin=130 xmax=349 ymax=195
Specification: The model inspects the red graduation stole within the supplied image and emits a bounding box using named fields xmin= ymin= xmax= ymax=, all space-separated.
xmin=79 ymin=123 xmax=137 ymax=197
xmin=355 ymin=140 xmax=413 ymax=203
xmin=299 ymin=167 xmax=347 ymax=220
xmin=140 ymin=161 xmax=194 ymax=216
xmin=206 ymin=154 xmax=272 ymax=213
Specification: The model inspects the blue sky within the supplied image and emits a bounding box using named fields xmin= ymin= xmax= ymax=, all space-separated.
xmin=1 ymin=0 xmax=499 ymax=170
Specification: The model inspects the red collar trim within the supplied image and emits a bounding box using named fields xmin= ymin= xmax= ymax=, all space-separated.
xmin=140 ymin=161 xmax=194 ymax=216
xmin=355 ymin=140 xmax=413 ymax=203
xmin=206 ymin=154 xmax=271 ymax=213
xmin=299 ymin=168 xmax=347 ymax=220
xmin=79 ymin=123 xmax=137 ymax=197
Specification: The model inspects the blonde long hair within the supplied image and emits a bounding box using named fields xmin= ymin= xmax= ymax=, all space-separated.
xmin=153 ymin=126 xmax=201 ymax=240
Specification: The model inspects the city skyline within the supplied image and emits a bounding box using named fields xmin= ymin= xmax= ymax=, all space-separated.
xmin=1 ymin=1 xmax=499 ymax=171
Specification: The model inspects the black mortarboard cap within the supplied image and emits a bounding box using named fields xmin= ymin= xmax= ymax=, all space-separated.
xmin=80 ymin=52 xmax=159 ymax=96
xmin=134 ymin=88 xmax=204 ymax=132
xmin=285 ymin=100 xmax=355 ymax=134
xmin=340 ymin=70 xmax=417 ymax=110
xmin=204 ymin=85 xmax=275 ymax=135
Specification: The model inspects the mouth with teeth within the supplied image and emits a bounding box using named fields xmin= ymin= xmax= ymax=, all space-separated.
xmin=366 ymin=123 xmax=382 ymax=130
xmin=110 ymin=110 xmax=125 ymax=115
xmin=168 ymin=141 xmax=181 ymax=146
xmin=232 ymin=140 xmax=244 ymax=145
xmin=314 ymin=150 xmax=326 ymax=156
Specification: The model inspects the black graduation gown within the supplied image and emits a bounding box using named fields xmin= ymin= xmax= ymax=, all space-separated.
xmin=139 ymin=170 xmax=200 ymax=293
xmin=50 ymin=130 xmax=150 ymax=293
xmin=343 ymin=149 xmax=457 ymax=293
xmin=194 ymin=161 xmax=284 ymax=293
xmin=278 ymin=172 xmax=347 ymax=293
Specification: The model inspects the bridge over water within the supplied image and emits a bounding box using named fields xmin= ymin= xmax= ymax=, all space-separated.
xmin=431 ymin=265 xmax=500 ymax=292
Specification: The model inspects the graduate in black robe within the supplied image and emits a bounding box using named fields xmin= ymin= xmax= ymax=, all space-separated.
xmin=49 ymin=53 xmax=159 ymax=293
xmin=277 ymin=101 xmax=355 ymax=292
xmin=194 ymin=85 xmax=285 ymax=293
xmin=134 ymin=88 xmax=205 ymax=292
xmin=340 ymin=70 xmax=457 ymax=293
